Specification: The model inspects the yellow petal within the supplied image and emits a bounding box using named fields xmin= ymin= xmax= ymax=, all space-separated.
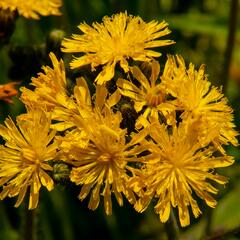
xmin=159 ymin=201 xmax=171 ymax=223
xmin=130 ymin=66 xmax=150 ymax=91
xmin=39 ymin=169 xmax=54 ymax=191
xmin=95 ymin=62 xmax=116 ymax=85
xmin=106 ymin=89 xmax=121 ymax=108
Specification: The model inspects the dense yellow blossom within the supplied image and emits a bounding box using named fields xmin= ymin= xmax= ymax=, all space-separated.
xmin=51 ymin=77 xmax=121 ymax=131
xmin=56 ymin=129 xmax=89 ymax=157
xmin=161 ymin=55 xmax=238 ymax=152
xmin=132 ymin=120 xmax=234 ymax=227
xmin=61 ymin=12 xmax=174 ymax=85
xmin=60 ymin=106 xmax=149 ymax=215
xmin=0 ymin=109 xmax=58 ymax=209
xmin=21 ymin=52 xmax=75 ymax=112
xmin=54 ymin=77 xmax=122 ymax=159
xmin=0 ymin=0 xmax=62 ymax=19
xmin=117 ymin=60 xmax=176 ymax=128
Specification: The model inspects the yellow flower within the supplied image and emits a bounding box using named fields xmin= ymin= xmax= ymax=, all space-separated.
xmin=61 ymin=12 xmax=174 ymax=85
xmin=117 ymin=60 xmax=176 ymax=128
xmin=56 ymin=128 xmax=89 ymax=158
xmin=0 ymin=0 xmax=62 ymax=19
xmin=21 ymin=52 xmax=75 ymax=112
xmin=133 ymin=121 xmax=234 ymax=227
xmin=62 ymin=106 xmax=149 ymax=215
xmin=51 ymin=77 xmax=121 ymax=131
xmin=0 ymin=109 xmax=58 ymax=209
xmin=161 ymin=55 xmax=238 ymax=153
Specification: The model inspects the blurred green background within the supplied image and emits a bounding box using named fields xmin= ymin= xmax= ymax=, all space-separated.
xmin=0 ymin=0 xmax=240 ymax=239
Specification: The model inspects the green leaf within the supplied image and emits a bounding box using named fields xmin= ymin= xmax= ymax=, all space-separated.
xmin=212 ymin=182 xmax=240 ymax=230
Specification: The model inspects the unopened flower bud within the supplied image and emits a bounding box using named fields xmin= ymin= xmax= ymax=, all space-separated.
xmin=0 ymin=9 xmax=17 ymax=44
xmin=53 ymin=163 xmax=70 ymax=183
xmin=46 ymin=29 xmax=66 ymax=58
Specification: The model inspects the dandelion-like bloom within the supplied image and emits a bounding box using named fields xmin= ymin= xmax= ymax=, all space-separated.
xmin=21 ymin=52 xmax=75 ymax=112
xmin=0 ymin=0 xmax=62 ymax=19
xmin=74 ymin=77 xmax=121 ymax=117
xmin=0 ymin=109 xmax=58 ymax=209
xmin=61 ymin=12 xmax=174 ymax=85
xmin=133 ymin=121 xmax=234 ymax=227
xmin=51 ymin=76 xmax=121 ymax=131
xmin=161 ymin=55 xmax=238 ymax=152
xmin=117 ymin=60 xmax=175 ymax=128
xmin=61 ymin=106 xmax=149 ymax=215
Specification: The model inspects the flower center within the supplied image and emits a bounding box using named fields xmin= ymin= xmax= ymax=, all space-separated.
xmin=22 ymin=148 xmax=40 ymax=165
xmin=97 ymin=153 xmax=112 ymax=163
xmin=146 ymin=89 xmax=164 ymax=107
xmin=110 ymin=37 xmax=131 ymax=57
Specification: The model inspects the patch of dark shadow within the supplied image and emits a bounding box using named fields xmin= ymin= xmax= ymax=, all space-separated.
xmin=175 ymin=110 xmax=184 ymax=126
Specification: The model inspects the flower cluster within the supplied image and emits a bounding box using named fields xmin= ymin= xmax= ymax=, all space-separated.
xmin=0 ymin=12 xmax=238 ymax=227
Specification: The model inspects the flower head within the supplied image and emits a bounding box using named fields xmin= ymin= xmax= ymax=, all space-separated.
xmin=21 ymin=52 xmax=74 ymax=112
xmin=117 ymin=60 xmax=176 ymax=128
xmin=60 ymin=106 xmax=149 ymax=215
xmin=0 ymin=109 xmax=58 ymax=209
xmin=161 ymin=55 xmax=238 ymax=152
xmin=61 ymin=12 xmax=174 ymax=85
xmin=51 ymin=77 xmax=121 ymax=131
xmin=0 ymin=0 xmax=62 ymax=19
xmin=133 ymin=121 xmax=234 ymax=227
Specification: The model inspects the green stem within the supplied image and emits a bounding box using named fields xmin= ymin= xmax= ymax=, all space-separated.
xmin=165 ymin=210 xmax=179 ymax=240
xmin=22 ymin=201 xmax=36 ymax=240
xmin=220 ymin=0 xmax=239 ymax=93
xmin=204 ymin=208 xmax=213 ymax=238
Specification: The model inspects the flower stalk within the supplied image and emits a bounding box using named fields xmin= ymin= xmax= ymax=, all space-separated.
xmin=221 ymin=0 xmax=239 ymax=92
xmin=164 ymin=210 xmax=179 ymax=240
